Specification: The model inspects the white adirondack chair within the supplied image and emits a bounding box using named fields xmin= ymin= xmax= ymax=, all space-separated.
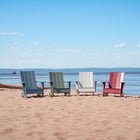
xmin=75 ymin=72 xmax=97 ymax=96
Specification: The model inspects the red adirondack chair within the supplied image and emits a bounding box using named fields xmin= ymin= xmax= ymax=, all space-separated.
xmin=102 ymin=72 xmax=125 ymax=97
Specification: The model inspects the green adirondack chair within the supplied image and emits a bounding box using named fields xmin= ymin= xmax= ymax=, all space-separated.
xmin=20 ymin=71 xmax=45 ymax=99
xmin=49 ymin=72 xmax=71 ymax=96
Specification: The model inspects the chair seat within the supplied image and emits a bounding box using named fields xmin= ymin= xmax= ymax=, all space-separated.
xmin=103 ymin=88 xmax=122 ymax=94
xmin=77 ymin=87 xmax=95 ymax=93
xmin=26 ymin=88 xmax=44 ymax=94
xmin=53 ymin=88 xmax=70 ymax=93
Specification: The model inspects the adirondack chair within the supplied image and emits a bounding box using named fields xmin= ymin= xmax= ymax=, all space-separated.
xmin=49 ymin=72 xmax=71 ymax=96
xmin=75 ymin=72 xmax=97 ymax=96
xmin=102 ymin=72 xmax=125 ymax=97
xmin=20 ymin=71 xmax=44 ymax=99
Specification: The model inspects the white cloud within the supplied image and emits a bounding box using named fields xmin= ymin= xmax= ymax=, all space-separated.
xmin=114 ymin=42 xmax=125 ymax=48
xmin=116 ymin=55 xmax=121 ymax=59
xmin=23 ymin=48 xmax=33 ymax=56
xmin=129 ymin=51 xmax=140 ymax=56
xmin=136 ymin=43 xmax=140 ymax=47
xmin=1 ymin=42 xmax=140 ymax=68
xmin=10 ymin=42 xmax=19 ymax=50
xmin=9 ymin=32 xmax=18 ymax=35
xmin=0 ymin=32 xmax=8 ymax=35
xmin=34 ymin=41 xmax=39 ymax=45
xmin=14 ymin=41 xmax=18 ymax=46
xmin=10 ymin=46 xmax=19 ymax=50
xmin=20 ymin=34 xmax=24 ymax=37
xmin=57 ymin=48 xmax=81 ymax=53
xmin=0 ymin=32 xmax=24 ymax=37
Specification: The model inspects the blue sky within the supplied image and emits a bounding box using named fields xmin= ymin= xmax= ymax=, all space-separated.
xmin=0 ymin=0 xmax=140 ymax=68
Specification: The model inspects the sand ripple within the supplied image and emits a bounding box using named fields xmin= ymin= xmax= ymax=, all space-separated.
xmin=0 ymin=88 xmax=140 ymax=140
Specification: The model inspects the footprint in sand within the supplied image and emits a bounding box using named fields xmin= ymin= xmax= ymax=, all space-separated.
xmin=54 ymin=131 xmax=68 ymax=140
xmin=94 ymin=129 xmax=104 ymax=133
xmin=115 ymin=136 xmax=128 ymax=140
xmin=26 ymin=132 xmax=34 ymax=136
xmin=3 ymin=128 xmax=14 ymax=133
xmin=26 ymin=131 xmax=43 ymax=137
xmin=99 ymin=119 xmax=111 ymax=126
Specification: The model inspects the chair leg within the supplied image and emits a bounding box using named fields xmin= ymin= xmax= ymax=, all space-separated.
xmin=77 ymin=92 xmax=79 ymax=96
xmin=103 ymin=93 xmax=108 ymax=97
xmin=24 ymin=94 xmax=27 ymax=99
xmin=21 ymin=92 xmax=24 ymax=97
xmin=37 ymin=93 xmax=40 ymax=97
xmin=21 ymin=92 xmax=27 ymax=99
xmin=49 ymin=91 xmax=54 ymax=97
xmin=42 ymin=93 xmax=44 ymax=97
xmin=93 ymin=92 xmax=95 ymax=96
xmin=120 ymin=93 xmax=124 ymax=97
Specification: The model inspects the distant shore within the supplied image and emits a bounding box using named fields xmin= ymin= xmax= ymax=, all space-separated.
xmin=0 ymin=83 xmax=49 ymax=89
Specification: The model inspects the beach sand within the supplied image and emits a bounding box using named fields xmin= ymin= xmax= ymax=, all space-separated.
xmin=0 ymin=88 xmax=140 ymax=140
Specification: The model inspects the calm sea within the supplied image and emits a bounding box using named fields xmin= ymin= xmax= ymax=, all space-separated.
xmin=0 ymin=68 xmax=140 ymax=96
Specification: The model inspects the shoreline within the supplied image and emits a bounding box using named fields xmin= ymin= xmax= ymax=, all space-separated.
xmin=0 ymin=83 xmax=49 ymax=89
xmin=0 ymin=83 xmax=140 ymax=97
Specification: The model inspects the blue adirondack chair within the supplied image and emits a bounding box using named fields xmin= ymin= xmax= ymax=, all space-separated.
xmin=20 ymin=71 xmax=45 ymax=99
xmin=49 ymin=72 xmax=71 ymax=96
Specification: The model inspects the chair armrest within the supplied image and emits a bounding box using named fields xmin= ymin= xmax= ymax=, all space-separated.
xmin=64 ymin=81 xmax=71 ymax=88
xmin=40 ymin=82 xmax=45 ymax=89
xmin=36 ymin=81 xmax=46 ymax=83
xmin=48 ymin=81 xmax=53 ymax=85
xmin=120 ymin=82 xmax=125 ymax=90
xmin=20 ymin=82 xmax=26 ymax=91
xmin=102 ymin=81 xmax=109 ymax=83
xmin=36 ymin=81 xmax=45 ymax=89
xmin=21 ymin=82 xmax=26 ymax=87
xmin=75 ymin=81 xmax=79 ymax=84
xmin=75 ymin=81 xmax=79 ymax=89
xmin=64 ymin=81 xmax=72 ymax=83
xmin=102 ymin=81 xmax=106 ymax=89
xmin=94 ymin=81 xmax=97 ymax=91
xmin=94 ymin=81 xmax=97 ymax=84
xmin=40 ymin=81 xmax=45 ymax=83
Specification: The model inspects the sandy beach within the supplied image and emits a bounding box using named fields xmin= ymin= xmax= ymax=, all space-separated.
xmin=0 ymin=88 xmax=140 ymax=140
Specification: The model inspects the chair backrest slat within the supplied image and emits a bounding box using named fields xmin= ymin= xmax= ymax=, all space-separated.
xmin=79 ymin=72 xmax=93 ymax=87
xmin=20 ymin=71 xmax=37 ymax=89
xmin=49 ymin=72 xmax=64 ymax=88
xmin=109 ymin=72 xmax=124 ymax=89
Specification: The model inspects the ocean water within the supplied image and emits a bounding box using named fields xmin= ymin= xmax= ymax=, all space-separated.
xmin=0 ymin=68 xmax=140 ymax=96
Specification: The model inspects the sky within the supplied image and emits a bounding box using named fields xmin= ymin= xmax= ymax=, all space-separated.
xmin=0 ymin=0 xmax=140 ymax=69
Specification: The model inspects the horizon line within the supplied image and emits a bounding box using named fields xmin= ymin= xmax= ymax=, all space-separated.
xmin=0 ymin=67 xmax=140 ymax=70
